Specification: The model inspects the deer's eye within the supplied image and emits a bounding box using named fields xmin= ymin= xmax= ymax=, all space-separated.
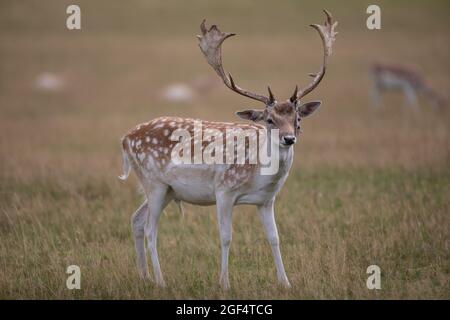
xmin=267 ymin=118 xmax=274 ymax=125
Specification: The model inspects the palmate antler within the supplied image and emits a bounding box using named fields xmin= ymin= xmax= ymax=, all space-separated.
xmin=198 ymin=10 xmax=337 ymax=105
xmin=197 ymin=20 xmax=275 ymax=105
xmin=295 ymin=10 xmax=338 ymax=101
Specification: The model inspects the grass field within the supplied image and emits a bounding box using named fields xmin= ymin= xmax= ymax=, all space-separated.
xmin=0 ymin=0 xmax=449 ymax=299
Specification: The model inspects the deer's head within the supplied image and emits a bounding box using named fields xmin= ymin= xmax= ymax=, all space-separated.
xmin=198 ymin=10 xmax=337 ymax=147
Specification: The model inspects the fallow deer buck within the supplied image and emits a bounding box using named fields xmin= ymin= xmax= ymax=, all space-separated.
xmin=119 ymin=10 xmax=337 ymax=289
xmin=371 ymin=62 xmax=446 ymax=109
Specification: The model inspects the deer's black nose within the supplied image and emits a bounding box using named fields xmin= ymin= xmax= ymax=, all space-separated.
xmin=282 ymin=135 xmax=296 ymax=145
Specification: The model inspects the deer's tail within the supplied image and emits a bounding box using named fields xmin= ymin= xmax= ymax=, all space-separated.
xmin=118 ymin=137 xmax=131 ymax=181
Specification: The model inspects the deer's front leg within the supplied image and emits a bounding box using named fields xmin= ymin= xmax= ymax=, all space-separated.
xmin=258 ymin=199 xmax=291 ymax=288
xmin=215 ymin=195 xmax=234 ymax=290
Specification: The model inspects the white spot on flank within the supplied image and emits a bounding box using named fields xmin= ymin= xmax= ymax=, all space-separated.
xmin=164 ymin=129 xmax=169 ymax=136
xmin=152 ymin=138 xmax=158 ymax=144
xmin=145 ymin=137 xmax=150 ymax=142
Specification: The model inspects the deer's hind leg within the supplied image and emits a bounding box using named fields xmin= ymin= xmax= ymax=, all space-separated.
xmin=370 ymin=77 xmax=382 ymax=108
xmin=131 ymin=200 xmax=151 ymax=279
xmin=403 ymin=83 xmax=419 ymax=110
xmin=143 ymin=183 xmax=172 ymax=287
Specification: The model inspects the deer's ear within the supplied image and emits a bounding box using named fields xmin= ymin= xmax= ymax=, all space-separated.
xmin=297 ymin=101 xmax=321 ymax=117
xmin=235 ymin=109 xmax=264 ymax=122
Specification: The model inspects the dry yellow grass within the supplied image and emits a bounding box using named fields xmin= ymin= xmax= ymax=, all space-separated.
xmin=0 ymin=0 xmax=449 ymax=299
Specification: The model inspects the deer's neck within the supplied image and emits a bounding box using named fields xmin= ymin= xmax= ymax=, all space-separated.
xmin=254 ymin=139 xmax=294 ymax=193
xmin=235 ymin=143 xmax=293 ymax=205
xmin=273 ymin=144 xmax=294 ymax=180
xmin=267 ymin=129 xmax=294 ymax=177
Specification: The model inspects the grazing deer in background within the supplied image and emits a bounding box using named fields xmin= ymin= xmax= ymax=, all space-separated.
xmin=160 ymin=75 xmax=221 ymax=103
xmin=370 ymin=62 xmax=446 ymax=109
xmin=119 ymin=11 xmax=337 ymax=289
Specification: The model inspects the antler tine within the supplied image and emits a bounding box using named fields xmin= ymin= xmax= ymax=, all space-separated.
xmin=296 ymin=10 xmax=338 ymax=101
xmin=290 ymin=85 xmax=298 ymax=102
xmin=198 ymin=20 xmax=271 ymax=105
xmin=267 ymin=86 xmax=276 ymax=105
xmin=199 ymin=19 xmax=208 ymax=36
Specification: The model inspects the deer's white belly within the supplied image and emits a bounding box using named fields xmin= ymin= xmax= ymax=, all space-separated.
xmin=164 ymin=164 xmax=218 ymax=205
xmin=380 ymin=73 xmax=409 ymax=90
xmin=169 ymin=172 xmax=287 ymax=206
xmin=163 ymin=164 xmax=288 ymax=206
xmin=160 ymin=148 xmax=293 ymax=206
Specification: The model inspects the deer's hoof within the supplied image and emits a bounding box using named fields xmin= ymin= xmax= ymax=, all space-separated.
xmin=155 ymin=279 xmax=166 ymax=288
xmin=220 ymin=280 xmax=230 ymax=290
xmin=139 ymin=272 xmax=151 ymax=281
xmin=279 ymin=279 xmax=292 ymax=289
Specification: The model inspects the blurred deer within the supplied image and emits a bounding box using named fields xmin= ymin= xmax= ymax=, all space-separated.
xmin=161 ymin=75 xmax=221 ymax=103
xmin=119 ymin=11 xmax=337 ymax=289
xmin=370 ymin=62 xmax=446 ymax=109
